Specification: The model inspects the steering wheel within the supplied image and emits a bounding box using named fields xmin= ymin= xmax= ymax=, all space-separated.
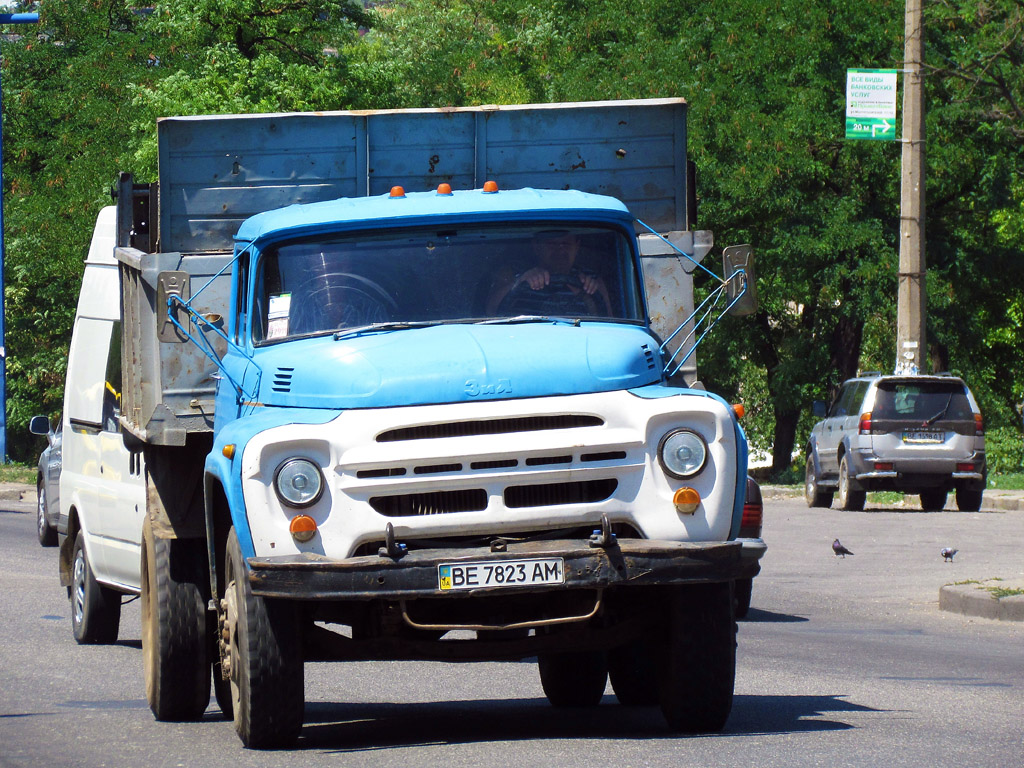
xmin=290 ymin=272 xmax=398 ymax=335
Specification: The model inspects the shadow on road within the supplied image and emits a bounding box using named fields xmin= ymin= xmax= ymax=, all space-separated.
xmin=295 ymin=692 xmax=877 ymax=751
xmin=741 ymin=607 xmax=809 ymax=623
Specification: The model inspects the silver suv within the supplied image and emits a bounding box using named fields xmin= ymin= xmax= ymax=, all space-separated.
xmin=805 ymin=374 xmax=986 ymax=511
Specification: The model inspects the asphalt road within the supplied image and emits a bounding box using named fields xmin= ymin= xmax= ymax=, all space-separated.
xmin=1 ymin=490 xmax=1022 ymax=768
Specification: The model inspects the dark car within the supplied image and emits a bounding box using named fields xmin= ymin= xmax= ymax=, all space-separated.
xmin=736 ymin=476 xmax=765 ymax=619
xmin=805 ymin=374 xmax=985 ymax=511
xmin=29 ymin=414 xmax=62 ymax=547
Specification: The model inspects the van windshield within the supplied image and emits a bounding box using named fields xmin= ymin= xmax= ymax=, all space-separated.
xmin=252 ymin=223 xmax=645 ymax=343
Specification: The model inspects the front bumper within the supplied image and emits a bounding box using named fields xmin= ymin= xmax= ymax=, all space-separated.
xmin=247 ymin=537 xmax=747 ymax=601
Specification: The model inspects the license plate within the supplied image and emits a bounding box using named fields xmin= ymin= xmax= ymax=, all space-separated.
xmin=902 ymin=431 xmax=943 ymax=443
xmin=438 ymin=558 xmax=565 ymax=591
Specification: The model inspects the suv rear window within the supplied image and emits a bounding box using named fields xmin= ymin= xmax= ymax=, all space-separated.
xmin=872 ymin=381 xmax=973 ymax=422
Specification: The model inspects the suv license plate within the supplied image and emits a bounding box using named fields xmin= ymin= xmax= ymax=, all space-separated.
xmin=439 ymin=558 xmax=565 ymax=591
xmin=902 ymin=431 xmax=943 ymax=443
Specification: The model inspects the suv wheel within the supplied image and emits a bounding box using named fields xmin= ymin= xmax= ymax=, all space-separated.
xmin=837 ymin=455 xmax=866 ymax=511
xmin=955 ymin=487 xmax=982 ymax=512
xmin=805 ymin=454 xmax=833 ymax=508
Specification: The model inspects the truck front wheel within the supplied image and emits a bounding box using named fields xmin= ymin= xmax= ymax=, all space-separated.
xmin=607 ymin=637 xmax=658 ymax=706
xmin=658 ymin=582 xmax=735 ymax=733
xmin=224 ymin=528 xmax=304 ymax=749
xmin=141 ymin=520 xmax=211 ymax=721
xmin=537 ymin=647 xmax=608 ymax=707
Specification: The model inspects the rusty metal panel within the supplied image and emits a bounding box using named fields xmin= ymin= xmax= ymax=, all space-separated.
xmin=158 ymin=99 xmax=688 ymax=253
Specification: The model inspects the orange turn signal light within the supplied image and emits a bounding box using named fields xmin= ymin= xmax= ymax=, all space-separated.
xmin=482 ymin=180 xmax=499 ymax=193
xmin=289 ymin=514 xmax=318 ymax=543
xmin=389 ymin=185 xmax=406 ymax=198
xmin=222 ymin=444 xmax=236 ymax=460
xmin=673 ymin=487 xmax=701 ymax=514
xmin=437 ymin=183 xmax=453 ymax=195
xmin=732 ymin=403 xmax=745 ymax=419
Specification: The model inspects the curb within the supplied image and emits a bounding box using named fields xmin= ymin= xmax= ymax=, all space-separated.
xmin=0 ymin=482 xmax=33 ymax=502
xmin=938 ymin=583 xmax=1024 ymax=622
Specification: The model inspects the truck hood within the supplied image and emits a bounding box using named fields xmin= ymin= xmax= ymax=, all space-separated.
xmin=251 ymin=322 xmax=662 ymax=409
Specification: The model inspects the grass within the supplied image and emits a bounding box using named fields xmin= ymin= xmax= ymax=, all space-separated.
xmin=0 ymin=463 xmax=36 ymax=484
xmin=986 ymin=473 xmax=1024 ymax=490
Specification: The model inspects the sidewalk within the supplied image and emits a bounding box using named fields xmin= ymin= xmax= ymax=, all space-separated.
xmin=763 ymin=484 xmax=1024 ymax=623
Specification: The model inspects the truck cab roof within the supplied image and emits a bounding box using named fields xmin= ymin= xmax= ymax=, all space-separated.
xmin=234 ymin=187 xmax=634 ymax=244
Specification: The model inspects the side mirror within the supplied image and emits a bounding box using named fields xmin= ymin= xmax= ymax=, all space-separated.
xmin=29 ymin=415 xmax=51 ymax=436
xmin=812 ymin=401 xmax=827 ymax=418
xmin=723 ymin=245 xmax=757 ymax=316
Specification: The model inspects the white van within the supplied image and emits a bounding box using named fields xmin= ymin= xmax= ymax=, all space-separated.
xmin=58 ymin=206 xmax=146 ymax=644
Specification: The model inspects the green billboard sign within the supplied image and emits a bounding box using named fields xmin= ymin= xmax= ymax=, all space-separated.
xmin=846 ymin=69 xmax=898 ymax=140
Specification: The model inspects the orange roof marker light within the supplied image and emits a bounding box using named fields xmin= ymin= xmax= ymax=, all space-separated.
xmin=289 ymin=514 xmax=318 ymax=543
xmin=389 ymin=185 xmax=406 ymax=198
xmin=482 ymin=180 xmax=499 ymax=193
xmin=732 ymin=403 xmax=745 ymax=419
xmin=436 ymin=183 xmax=453 ymax=195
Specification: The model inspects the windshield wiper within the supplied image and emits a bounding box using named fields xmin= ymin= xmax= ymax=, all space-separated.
xmin=333 ymin=321 xmax=442 ymax=340
xmin=924 ymin=392 xmax=955 ymax=426
xmin=476 ymin=315 xmax=581 ymax=327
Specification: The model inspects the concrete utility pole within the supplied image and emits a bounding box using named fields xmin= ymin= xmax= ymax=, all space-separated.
xmin=896 ymin=0 xmax=926 ymax=374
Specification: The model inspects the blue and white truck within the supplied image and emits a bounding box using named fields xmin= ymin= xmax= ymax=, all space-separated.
xmin=57 ymin=98 xmax=759 ymax=748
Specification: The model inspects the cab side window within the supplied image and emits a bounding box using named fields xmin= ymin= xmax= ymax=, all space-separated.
xmin=829 ymin=384 xmax=855 ymax=418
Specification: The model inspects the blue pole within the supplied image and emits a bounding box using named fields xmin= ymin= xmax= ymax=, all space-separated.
xmin=0 ymin=12 xmax=39 ymax=463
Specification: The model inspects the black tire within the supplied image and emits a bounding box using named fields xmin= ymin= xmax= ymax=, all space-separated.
xmin=225 ymin=528 xmax=304 ymax=749
xmin=734 ymin=578 xmax=753 ymax=620
xmin=70 ymin=530 xmax=121 ymax=644
xmin=955 ymin=486 xmax=983 ymax=512
xmin=213 ymin=658 xmax=233 ymax=721
xmin=658 ymin=582 xmax=736 ymax=733
xmin=608 ymin=638 xmax=658 ymax=706
xmin=804 ymin=454 xmax=833 ymax=509
xmin=142 ymin=520 xmax=211 ymax=721
xmin=919 ymin=489 xmax=948 ymax=511
xmin=837 ymin=455 xmax=866 ymax=511
xmin=537 ymin=648 xmax=608 ymax=708
xmin=36 ymin=481 xmax=57 ymax=547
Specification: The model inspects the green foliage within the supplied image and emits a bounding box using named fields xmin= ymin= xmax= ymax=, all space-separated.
xmin=984 ymin=426 xmax=1024 ymax=475
xmin=1 ymin=0 xmax=1022 ymax=472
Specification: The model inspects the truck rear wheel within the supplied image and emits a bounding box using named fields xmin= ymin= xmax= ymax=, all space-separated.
xmin=142 ymin=520 xmax=211 ymax=721
xmin=224 ymin=528 xmax=304 ymax=749
xmin=658 ymin=582 xmax=735 ymax=733
xmin=607 ymin=637 xmax=658 ymax=706
xmin=537 ymin=648 xmax=608 ymax=707
xmin=70 ymin=530 xmax=121 ymax=644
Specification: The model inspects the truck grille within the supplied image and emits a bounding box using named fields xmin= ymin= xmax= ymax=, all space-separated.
xmin=376 ymin=414 xmax=603 ymax=442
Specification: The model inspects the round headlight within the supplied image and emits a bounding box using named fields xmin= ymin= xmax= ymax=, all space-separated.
xmin=274 ymin=458 xmax=324 ymax=507
xmin=658 ymin=429 xmax=708 ymax=478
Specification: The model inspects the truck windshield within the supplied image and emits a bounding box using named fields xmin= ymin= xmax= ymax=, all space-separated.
xmin=253 ymin=223 xmax=645 ymax=343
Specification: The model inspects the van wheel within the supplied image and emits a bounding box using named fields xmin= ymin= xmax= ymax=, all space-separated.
xmin=70 ymin=531 xmax=121 ymax=644
xmin=919 ymin=489 xmax=948 ymax=511
xmin=36 ymin=481 xmax=57 ymax=547
xmin=955 ymin=487 xmax=982 ymax=512
xmin=804 ymin=455 xmax=833 ymax=508
xmin=538 ymin=649 xmax=608 ymax=707
xmin=142 ymin=520 xmax=211 ymax=721
xmin=608 ymin=637 xmax=658 ymax=706
xmin=837 ymin=455 xmax=866 ymax=511
xmin=225 ymin=528 xmax=304 ymax=749
xmin=657 ymin=582 xmax=735 ymax=733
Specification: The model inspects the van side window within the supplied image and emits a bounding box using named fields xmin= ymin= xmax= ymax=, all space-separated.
xmin=102 ymin=322 xmax=122 ymax=432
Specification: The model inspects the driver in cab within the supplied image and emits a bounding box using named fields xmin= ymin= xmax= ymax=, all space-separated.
xmin=486 ymin=230 xmax=611 ymax=316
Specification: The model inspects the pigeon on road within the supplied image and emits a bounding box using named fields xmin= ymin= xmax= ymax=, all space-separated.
xmin=832 ymin=538 xmax=854 ymax=558
xmin=941 ymin=547 xmax=958 ymax=562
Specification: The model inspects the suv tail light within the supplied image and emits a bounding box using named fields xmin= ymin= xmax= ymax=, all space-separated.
xmin=740 ymin=498 xmax=763 ymax=538
xmin=974 ymin=413 xmax=984 ymax=436
xmin=859 ymin=411 xmax=873 ymax=435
